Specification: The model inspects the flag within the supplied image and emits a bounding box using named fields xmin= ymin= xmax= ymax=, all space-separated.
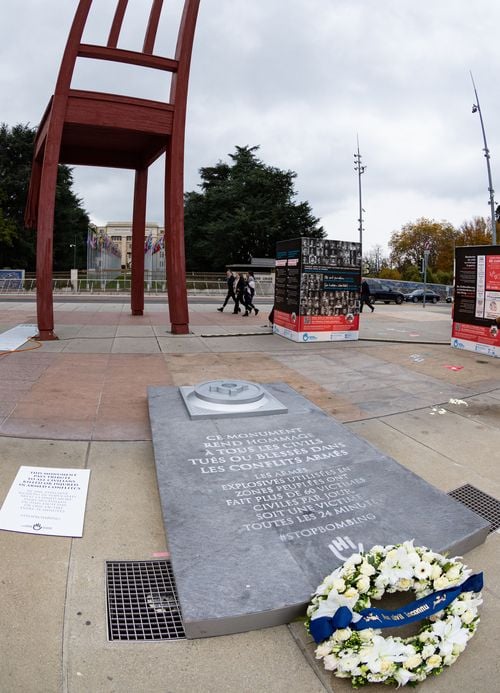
xmin=152 ymin=234 xmax=164 ymax=254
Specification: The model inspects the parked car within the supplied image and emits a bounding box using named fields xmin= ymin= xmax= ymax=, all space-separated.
xmin=366 ymin=279 xmax=405 ymax=305
xmin=404 ymin=289 xmax=441 ymax=304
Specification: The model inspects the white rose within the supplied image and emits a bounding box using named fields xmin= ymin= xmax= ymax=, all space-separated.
xmin=444 ymin=653 xmax=458 ymax=666
xmin=422 ymin=644 xmax=435 ymax=659
xmin=372 ymin=589 xmax=384 ymax=600
xmin=379 ymin=660 xmax=393 ymax=674
xmin=315 ymin=642 xmax=332 ymax=658
xmin=419 ymin=631 xmax=435 ymax=643
xmin=414 ymin=581 xmax=430 ymax=597
xmin=359 ymin=629 xmax=374 ymax=642
xmin=356 ymin=576 xmax=371 ymax=593
xmin=431 ymin=564 xmax=442 ymax=579
xmin=426 ymin=654 xmax=442 ymax=669
xmin=345 ymin=553 xmax=363 ymax=566
xmin=332 ymin=578 xmax=346 ymax=592
xmin=375 ymin=574 xmax=388 ymax=590
xmin=453 ymin=643 xmax=466 ymax=655
xmin=333 ymin=628 xmax=352 ymax=642
xmin=450 ymin=601 xmax=466 ymax=616
xmin=446 ymin=565 xmax=462 ymax=581
xmin=404 ymin=653 xmax=422 ymax=669
xmin=344 ymin=587 xmax=359 ymax=600
xmin=461 ymin=610 xmax=475 ymax=624
xmin=359 ymin=561 xmax=376 ymax=576
xmin=434 ymin=576 xmax=450 ymax=590
xmin=397 ymin=578 xmax=412 ymax=591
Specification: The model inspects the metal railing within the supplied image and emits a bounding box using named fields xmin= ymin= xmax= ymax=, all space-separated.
xmin=0 ymin=277 xmax=276 ymax=297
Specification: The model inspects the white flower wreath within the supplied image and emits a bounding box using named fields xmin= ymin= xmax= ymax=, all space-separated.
xmin=306 ymin=541 xmax=483 ymax=688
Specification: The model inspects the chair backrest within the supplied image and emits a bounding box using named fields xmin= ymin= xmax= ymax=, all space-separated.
xmin=54 ymin=0 xmax=200 ymax=104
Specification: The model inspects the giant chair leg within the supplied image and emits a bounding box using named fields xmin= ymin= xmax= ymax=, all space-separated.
xmin=131 ymin=168 xmax=147 ymax=316
xmin=35 ymin=156 xmax=60 ymax=340
xmin=165 ymin=136 xmax=189 ymax=334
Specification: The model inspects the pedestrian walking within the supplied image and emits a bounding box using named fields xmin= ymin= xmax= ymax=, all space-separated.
xmin=243 ymin=271 xmax=259 ymax=316
xmin=233 ymin=272 xmax=245 ymax=314
xmin=360 ymin=278 xmax=374 ymax=313
xmin=217 ymin=269 xmax=238 ymax=311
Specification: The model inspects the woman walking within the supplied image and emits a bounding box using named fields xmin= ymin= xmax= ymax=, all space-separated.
xmin=243 ymin=271 xmax=259 ymax=316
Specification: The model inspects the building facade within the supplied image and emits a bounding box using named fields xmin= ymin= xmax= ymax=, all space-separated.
xmin=90 ymin=221 xmax=166 ymax=278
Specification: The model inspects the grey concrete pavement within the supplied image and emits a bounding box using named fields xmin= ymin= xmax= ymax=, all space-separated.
xmin=0 ymin=299 xmax=499 ymax=693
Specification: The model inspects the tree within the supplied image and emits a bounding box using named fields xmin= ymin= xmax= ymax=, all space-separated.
xmin=389 ymin=217 xmax=457 ymax=276
xmin=0 ymin=123 xmax=89 ymax=270
xmin=363 ymin=244 xmax=387 ymax=276
xmin=378 ymin=267 xmax=402 ymax=280
xmin=184 ymin=145 xmax=325 ymax=271
xmin=456 ymin=216 xmax=492 ymax=247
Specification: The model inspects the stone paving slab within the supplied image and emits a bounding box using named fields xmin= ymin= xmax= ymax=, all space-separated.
xmin=348 ymin=417 xmax=500 ymax=499
xmin=0 ymin=438 xmax=88 ymax=692
xmin=381 ymin=408 xmax=500 ymax=478
xmin=0 ymin=300 xmax=498 ymax=692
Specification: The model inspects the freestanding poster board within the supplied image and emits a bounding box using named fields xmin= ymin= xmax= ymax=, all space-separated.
xmin=451 ymin=245 xmax=500 ymax=358
xmin=273 ymin=238 xmax=361 ymax=342
xmin=0 ymin=269 xmax=24 ymax=290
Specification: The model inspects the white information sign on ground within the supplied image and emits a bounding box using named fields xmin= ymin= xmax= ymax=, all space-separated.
xmin=0 ymin=466 xmax=91 ymax=537
xmin=0 ymin=324 xmax=38 ymax=351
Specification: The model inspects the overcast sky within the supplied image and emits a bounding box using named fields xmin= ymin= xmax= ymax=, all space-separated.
xmin=2 ymin=0 xmax=499 ymax=255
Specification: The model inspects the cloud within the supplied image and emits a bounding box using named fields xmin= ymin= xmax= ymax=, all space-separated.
xmin=2 ymin=0 xmax=499 ymax=256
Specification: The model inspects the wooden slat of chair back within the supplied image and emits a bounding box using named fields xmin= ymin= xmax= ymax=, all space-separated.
xmin=107 ymin=0 xmax=128 ymax=49
xmin=143 ymin=0 xmax=164 ymax=54
xmin=107 ymin=0 xmax=164 ymax=55
xmin=80 ymin=0 xmax=173 ymax=72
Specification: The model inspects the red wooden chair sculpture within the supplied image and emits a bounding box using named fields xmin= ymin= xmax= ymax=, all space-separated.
xmin=25 ymin=0 xmax=200 ymax=339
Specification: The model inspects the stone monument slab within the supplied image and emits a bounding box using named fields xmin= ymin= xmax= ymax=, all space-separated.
xmin=148 ymin=382 xmax=489 ymax=638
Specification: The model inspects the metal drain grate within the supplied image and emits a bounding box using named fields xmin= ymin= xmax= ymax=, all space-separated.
xmin=106 ymin=560 xmax=185 ymax=641
xmin=448 ymin=484 xmax=499 ymax=534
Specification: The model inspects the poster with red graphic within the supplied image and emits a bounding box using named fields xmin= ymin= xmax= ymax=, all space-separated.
xmin=451 ymin=245 xmax=500 ymax=358
xmin=273 ymin=238 xmax=361 ymax=342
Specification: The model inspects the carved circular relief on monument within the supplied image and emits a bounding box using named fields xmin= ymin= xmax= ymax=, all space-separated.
xmin=192 ymin=380 xmax=266 ymax=411
xmin=194 ymin=380 xmax=266 ymax=406
xmin=306 ymin=541 xmax=483 ymax=687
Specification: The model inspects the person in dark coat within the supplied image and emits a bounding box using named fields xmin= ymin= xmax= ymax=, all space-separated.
xmin=360 ymin=278 xmax=374 ymax=313
xmin=233 ymin=272 xmax=245 ymax=314
xmin=217 ymin=269 xmax=238 ymax=311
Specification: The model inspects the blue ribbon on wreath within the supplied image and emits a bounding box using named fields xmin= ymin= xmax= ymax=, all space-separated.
xmin=310 ymin=572 xmax=483 ymax=644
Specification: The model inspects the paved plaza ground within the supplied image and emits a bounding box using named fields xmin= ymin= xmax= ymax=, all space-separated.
xmin=0 ymin=297 xmax=499 ymax=693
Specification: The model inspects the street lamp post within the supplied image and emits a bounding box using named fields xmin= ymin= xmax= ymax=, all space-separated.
xmin=354 ymin=137 xmax=366 ymax=249
xmin=471 ymin=72 xmax=497 ymax=244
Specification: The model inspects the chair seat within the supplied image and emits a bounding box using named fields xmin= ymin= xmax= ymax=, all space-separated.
xmin=36 ymin=90 xmax=175 ymax=169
